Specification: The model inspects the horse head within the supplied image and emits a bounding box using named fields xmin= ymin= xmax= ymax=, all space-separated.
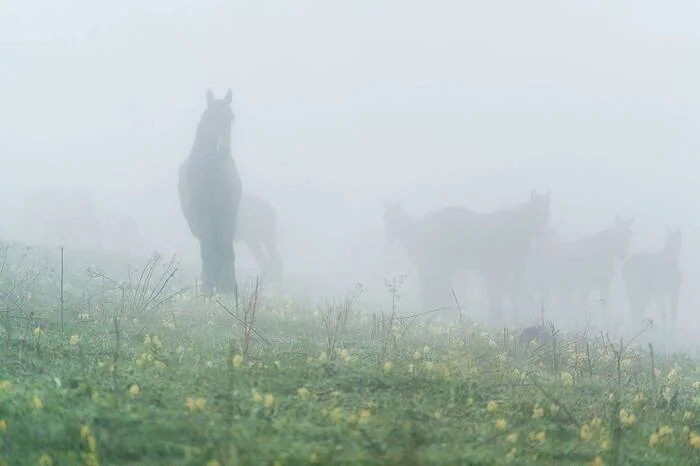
xmin=521 ymin=189 xmax=552 ymax=238
xmin=381 ymin=200 xmax=413 ymax=245
xmin=665 ymin=227 xmax=682 ymax=260
xmin=612 ymin=214 xmax=635 ymax=260
xmin=192 ymin=89 xmax=235 ymax=156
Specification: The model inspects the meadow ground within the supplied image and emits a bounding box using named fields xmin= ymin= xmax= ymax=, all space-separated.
xmin=0 ymin=246 xmax=700 ymax=466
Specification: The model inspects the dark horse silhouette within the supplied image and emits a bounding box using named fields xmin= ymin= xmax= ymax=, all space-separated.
xmin=623 ymin=228 xmax=682 ymax=337
xmin=178 ymin=89 xmax=242 ymax=295
xmin=383 ymin=190 xmax=551 ymax=323
xmin=525 ymin=214 xmax=635 ymax=315
xmin=236 ymin=193 xmax=283 ymax=285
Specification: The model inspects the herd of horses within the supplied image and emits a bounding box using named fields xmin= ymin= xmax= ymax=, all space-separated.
xmin=177 ymin=89 xmax=682 ymax=335
xmin=383 ymin=196 xmax=682 ymax=335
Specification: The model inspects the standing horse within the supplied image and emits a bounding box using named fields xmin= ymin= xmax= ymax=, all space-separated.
xmin=383 ymin=190 xmax=551 ymax=323
xmin=528 ymin=214 xmax=635 ymax=317
xmin=236 ymin=193 xmax=283 ymax=285
xmin=622 ymin=228 xmax=682 ymax=337
xmin=178 ymin=89 xmax=242 ymax=295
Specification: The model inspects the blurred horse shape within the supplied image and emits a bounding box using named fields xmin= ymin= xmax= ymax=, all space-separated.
xmin=383 ymin=189 xmax=551 ymax=324
xmin=623 ymin=228 xmax=682 ymax=338
xmin=178 ymin=89 xmax=242 ymax=296
xmin=235 ymin=193 xmax=283 ymax=286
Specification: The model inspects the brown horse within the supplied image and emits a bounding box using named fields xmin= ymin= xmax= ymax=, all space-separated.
xmin=235 ymin=194 xmax=283 ymax=285
xmin=623 ymin=228 xmax=682 ymax=337
xmin=383 ymin=190 xmax=551 ymax=323
xmin=178 ymin=89 xmax=242 ymax=295
xmin=527 ymin=214 xmax=635 ymax=314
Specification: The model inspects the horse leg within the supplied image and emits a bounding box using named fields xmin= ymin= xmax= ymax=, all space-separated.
xmin=419 ymin=266 xmax=447 ymax=312
xmin=668 ymin=289 xmax=679 ymax=340
xmin=199 ymin=239 xmax=215 ymax=295
xmin=219 ymin=239 xmax=239 ymax=296
xmin=483 ymin=272 xmax=505 ymax=327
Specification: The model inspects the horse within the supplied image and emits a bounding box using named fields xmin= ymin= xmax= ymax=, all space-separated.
xmin=527 ymin=214 xmax=635 ymax=319
xmin=235 ymin=193 xmax=283 ymax=285
xmin=622 ymin=228 xmax=682 ymax=338
xmin=382 ymin=189 xmax=551 ymax=324
xmin=178 ymin=89 xmax=242 ymax=295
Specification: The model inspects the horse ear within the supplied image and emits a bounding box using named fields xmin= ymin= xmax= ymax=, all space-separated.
xmin=224 ymin=89 xmax=233 ymax=104
xmin=206 ymin=89 xmax=215 ymax=105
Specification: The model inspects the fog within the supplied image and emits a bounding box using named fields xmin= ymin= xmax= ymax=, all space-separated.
xmin=2 ymin=1 xmax=699 ymax=343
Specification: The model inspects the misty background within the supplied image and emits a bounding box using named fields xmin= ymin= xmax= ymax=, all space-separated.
xmin=1 ymin=1 xmax=699 ymax=338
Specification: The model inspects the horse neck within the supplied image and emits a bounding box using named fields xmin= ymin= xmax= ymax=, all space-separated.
xmin=661 ymin=241 xmax=680 ymax=264
xmin=190 ymin=116 xmax=231 ymax=157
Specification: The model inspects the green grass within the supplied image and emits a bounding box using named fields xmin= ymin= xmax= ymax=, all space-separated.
xmin=1 ymin=249 xmax=700 ymax=465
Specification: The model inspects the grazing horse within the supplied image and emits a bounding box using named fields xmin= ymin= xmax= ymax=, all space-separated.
xmin=528 ymin=214 xmax=635 ymax=315
xmin=383 ymin=190 xmax=551 ymax=323
xmin=622 ymin=228 xmax=682 ymax=337
xmin=236 ymin=194 xmax=283 ymax=285
xmin=178 ymin=89 xmax=242 ymax=295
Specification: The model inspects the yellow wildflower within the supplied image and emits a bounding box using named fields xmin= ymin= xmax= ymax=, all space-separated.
xmin=505 ymin=447 xmax=517 ymax=462
xmin=467 ymin=397 xmax=475 ymax=407
xmin=487 ymin=401 xmax=498 ymax=413
xmin=619 ymin=409 xmax=636 ymax=427
xmin=128 ymin=384 xmax=140 ymax=398
xmin=330 ymin=407 xmax=343 ymax=423
xmin=383 ymin=361 xmax=393 ymax=373
xmin=32 ymin=395 xmax=43 ymax=410
xmin=534 ymin=430 xmax=546 ymax=442
xmin=412 ymin=351 xmax=422 ymax=361
xmin=532 ymin=403 xmax=544 ymax=419
xmin=689 ymin=431 xmax=700 ymax=449
xmin=69 ymin=335 xmax=80 ymax=345
xmin=264 ymin=394 xmax=276 ymax=409
xmin=37 ymin=453 xmax=53 ymax=466
xmin=359 ymin=409 xmax=371 ymax=424
xmin=506 ymin=432 xmax=518 ymax=443
xmin=560 ymin=371 xmax=574 ymax=386
xmin=580 ymin=424 xmax=592 ymax=441
xmin=0 ymin=381 xmax=11 ymax=391
xmin=0 ymin=419 xmax=7 ymax=432
xmin=495 ymin=418 xmax=507 ymax=430
xmin=185 ymin=397 xmax=206 ymax=411
xmin=34 ymin=327 xmax=43 ymax=337
xmin=590 ymin=417 xmax=603 ymax=429
xmin=251 ymin=388 xmax=263 ymax=404
xmin=633 ymin=392 xmax=645 ymax=403
xmin=591 ymin=456 xmax=604 ymax=466
xmin=232 ymin=354 xmax=244 ymax=368
xmin=297 ymin=387 xmax=310 ymax=399
xmin=649 ymin=432 xmax=659 ymax=447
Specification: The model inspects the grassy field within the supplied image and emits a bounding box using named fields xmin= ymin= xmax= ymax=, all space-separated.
xmin=1 ymin=245 xmax=699 ymax=465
